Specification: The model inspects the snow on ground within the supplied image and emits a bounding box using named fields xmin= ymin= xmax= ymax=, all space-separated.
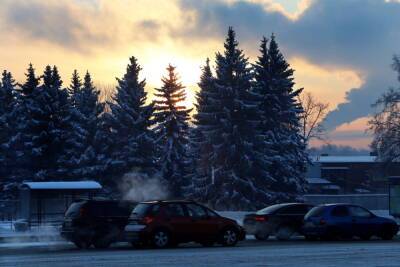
xmin=1 ymin=240 xmax=400 ymax=267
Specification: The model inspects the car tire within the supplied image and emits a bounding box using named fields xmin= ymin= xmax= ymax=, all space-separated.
xmin=305 ymin=235 xmax=318 ymax=241
xmin=380 ymin=228 xmax=395 ymax=240
xmin=131 ymin=242 xmax=145 ymax=249
xmin=73 ymin=238 xmax=92 ymax=249
xmin=276 ymin=226 xmax=294 ymax=241
xmin=220 ymin=228 xmax=239 ymax=247
xmin=359 ymin=234 xmax=371 ymax=241
xmin=152 ymin=229 xmax=171 ymax=249
xmin=255 ymin=232 xmax=269 ymax=241
xmin=200 ymin=240 xmax=214 ymax=247
xmin=93 ymin=238 xmax=112 ymax=249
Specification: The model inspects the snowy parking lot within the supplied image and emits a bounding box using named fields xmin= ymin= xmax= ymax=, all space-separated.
xmin=1 ymin=239 xmax=400 ymax=267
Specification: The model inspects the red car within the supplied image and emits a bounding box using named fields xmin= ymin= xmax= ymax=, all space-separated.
xmin=124 ymin=200 xmax=245 ymax=248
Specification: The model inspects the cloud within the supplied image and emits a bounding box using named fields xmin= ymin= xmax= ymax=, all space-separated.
xmin=0 ymin=0 xmax=115 ymax=52
xmin=177 ymin=0 xmax=400 ymax=129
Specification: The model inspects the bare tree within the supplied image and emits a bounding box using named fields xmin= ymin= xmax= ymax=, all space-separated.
xmin=369 ymin=55 xmax=400 ymax=163
xmin=96 ymin=83 xmax=115 ymax=113
xmin=298 ymin=92 xmax=329 ymax=143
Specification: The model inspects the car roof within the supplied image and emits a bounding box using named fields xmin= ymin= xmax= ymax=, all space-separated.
xmin=139 ymin=200 xmax=196 ymax=204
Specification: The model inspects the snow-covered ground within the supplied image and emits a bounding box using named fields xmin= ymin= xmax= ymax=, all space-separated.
xmin=1 ymin=239 xmax=400 ymax=267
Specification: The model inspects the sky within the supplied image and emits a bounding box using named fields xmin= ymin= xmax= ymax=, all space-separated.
xmin=1 ymin=0 xmax=400 ymax=149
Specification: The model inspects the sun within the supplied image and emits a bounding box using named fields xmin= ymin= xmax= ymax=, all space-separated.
xmin=143 ymin=53 xmax=201 ymax=110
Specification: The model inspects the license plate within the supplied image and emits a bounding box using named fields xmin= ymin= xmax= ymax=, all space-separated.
xmin=304 ymin=222 xmax=314 ymax=227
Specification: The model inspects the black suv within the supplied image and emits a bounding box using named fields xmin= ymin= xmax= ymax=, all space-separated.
xmin=124 ymin=200 xmax=245 ymax=248
xmin=243 ymin=203 xmax=314 ymax=240
xmin=61 ymin=200 xmax=135 ymax=249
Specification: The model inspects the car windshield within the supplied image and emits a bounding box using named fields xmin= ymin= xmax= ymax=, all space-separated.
xmin=304 ymin=206 xmax=326 ymax=219
xmin=65 ymin=202 xmax=84 ymax=218
xmin=256 ymin=204 xmax=286 ymax=215
xmin=130 ymin=203 xmax=154 ymax=218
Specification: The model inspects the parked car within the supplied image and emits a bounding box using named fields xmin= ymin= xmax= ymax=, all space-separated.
xmin=303 ymin=204 xmax=399 ymax=240
xmin=124 ymin=200 xmax=245 ymax=248
xmin=61 ymin=199 xmax=136 ymax=249
xmin=243 ymin=203 xmax=314 ymax=240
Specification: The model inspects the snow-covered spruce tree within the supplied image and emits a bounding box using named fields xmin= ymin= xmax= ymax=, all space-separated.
xmin=186 ymin=59 xmax=218 ymax=199
xmin=253 ymin=35 xmax=308 ymax=199
xmin=14 ymin=64 xmax=41 ymax=180
xmin=154 ymin=65 xmax=192 ymax=198
xmin=0 ymin=70 xmax=18 ymax=198
xmin=58 ymin=70 xmax=105 ymax=180
xmin=23 ymin=65 xmax=71 ymax=180
xmin=194 ymin=27 xmax=273 ymax=210
xmin=106 ymin=56 xmax=157 ymax=182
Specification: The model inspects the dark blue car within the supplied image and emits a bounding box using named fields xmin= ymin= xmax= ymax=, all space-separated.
xmin=303 ymin=204 xmax=398 ymax=240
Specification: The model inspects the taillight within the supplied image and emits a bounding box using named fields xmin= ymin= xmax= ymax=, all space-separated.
xmin=142 ymin=216 xmax=154 ymax=225
xmin=255 ymin=215 xmax=267 ymax=222
xmin=79 ymin=207 xmax=86 ymax=217
xmin=319 ymin=219 xmax=326 ymax=225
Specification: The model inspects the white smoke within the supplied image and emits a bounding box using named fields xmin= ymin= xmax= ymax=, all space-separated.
xmin=119 ymin=170 xmax=169 ymax=202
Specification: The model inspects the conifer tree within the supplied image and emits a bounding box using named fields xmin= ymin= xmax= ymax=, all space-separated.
xmin=107 ymin=57 xmax=157 ymax=181
xmin=193 ymin=28 xmax=273 ymax=210
xmin=15 ymin=64 xmax=41 ymax=180
xmin=187 ymin=59 xmax=218 ymax=198
xmin=24 ymin=65 xmax=70 ymax=180
xmin=0 ymin=71 xmax=18 ymax=197
xmin=59 ymin=70 xmax=105 ymax=180
xmin=253 ymin=35 xmax=308 ymax=199
xmin=154 ymin=64 xmax=192 ymax=197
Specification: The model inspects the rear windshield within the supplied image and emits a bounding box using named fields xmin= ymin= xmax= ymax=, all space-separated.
xmin=304 ymin=206 xmax=326 ymax=219
xmin=130 ymin=203 xmax=156 ymax=218
xmin=256 ymin=204 xmax=286 ymax=215
xmin=65 ymin=202 xmax=84 ymax=217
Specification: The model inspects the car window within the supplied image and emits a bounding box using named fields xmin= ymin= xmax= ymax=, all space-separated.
xmin=277 ymin=205 xmax=311 ymax=215
xmin=331 ymin=206 xmax=350 ymax=217
xmin=204 ymin=207 xmax=220 ymax=217
xmin=349 ymin=206 xmax=372 ymax=218
xmin=131 ymin=203 xmax=153 ymax=217
xmin=186 ymin=203 xmax=208 ymax=218
xmin=65 ymin=202 xmax=85 ymax=217
xmin=165 ymin=204 xmax=186 ymax=217
xmin=305 ymin=206 xmax=325 ymax=219
xmin=256 ymin=204 xmax=285 ymax=215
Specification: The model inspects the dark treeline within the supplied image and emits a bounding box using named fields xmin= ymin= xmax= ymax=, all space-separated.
xmin=0 ymin=28 xmax=306 ymax=210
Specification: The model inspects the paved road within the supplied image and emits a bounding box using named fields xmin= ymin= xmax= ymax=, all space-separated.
xmin=1 ymin=239 xmax=400 ymax=267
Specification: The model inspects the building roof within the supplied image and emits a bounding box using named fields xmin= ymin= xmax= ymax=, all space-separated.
xmin=311 ymin=156 xmax=377 ymax=163
xmin=21 ymin=181 xmax=102 ymax=190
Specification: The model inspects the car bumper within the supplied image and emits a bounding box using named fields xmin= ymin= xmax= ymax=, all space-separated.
xmin=302 ymin=225 xmax=328 ymax=237
xmin=124 ymin=224 xmax=149 ymax=242
xmin=243 ymin=221 xmax=272 ymax=235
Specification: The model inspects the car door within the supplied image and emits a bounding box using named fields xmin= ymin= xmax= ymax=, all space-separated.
xmin=164 ymin=203 xmax=193 ymax=242
xmin=184 ymin=203 xmax=219 ymax=241
xmin=349 ymin=206 xmax=376 ymax=237
xmin=330 ymin=206 xmax=353 ymax=237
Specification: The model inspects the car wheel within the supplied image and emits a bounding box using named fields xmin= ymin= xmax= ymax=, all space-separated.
xmin=152 ymin=229 xmax=171 ymax=248
xmin=380 ymin=229 xmax=395 ymax=240
xmin=73 ymin=238 xmax=92 ymax=249
xmin=305 ymin=235 xmax=318 ymax=241
xmin=131 ymin=242 xmax=145 ymax=249
xmin=359 ymin=234 xmax=371 ymax=241
xmin=221 ymin=228 xmax=238 ymax=247
xmin=255 ymin=232 xmax=269 ymax=241
xmin=93 ymin=238 xmax=111 ymax=249
xmin=200 ymin=240 xmax=214 ymax=247
xmin=276 ymin=226 xmax=294 ymax=241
